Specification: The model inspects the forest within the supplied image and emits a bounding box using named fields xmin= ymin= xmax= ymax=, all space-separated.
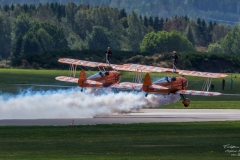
xmin=0 ymin=1 xmax=239 ymax=72
xmin=1 ymin=0 xmax=240 ymax=24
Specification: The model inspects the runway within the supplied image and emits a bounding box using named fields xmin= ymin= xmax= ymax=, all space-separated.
xmin=0 ymin=109 xmax=240 ymax=126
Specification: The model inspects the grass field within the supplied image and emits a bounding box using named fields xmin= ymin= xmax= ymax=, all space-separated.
xmin=0 ymin=68 xmax=240 ymax=108
xmin=0 ymin=70 xmax=240 ymax=159
xmin=1 ymin=68 xmax=239 ymax=92
xmin=0 ymin=122 xmax=239 ymax=160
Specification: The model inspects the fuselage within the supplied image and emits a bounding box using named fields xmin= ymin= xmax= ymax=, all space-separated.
xmin=149 ymin=76 xmax=188 ymax=94
xmin=112 ymin=76 xmax=188 ymax=94
xmin=87 ymin=71 xmax=120 ymax=87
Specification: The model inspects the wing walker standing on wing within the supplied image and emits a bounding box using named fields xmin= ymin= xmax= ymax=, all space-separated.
xmin=105 ymin=47 xmax=112 ymax=66
xmin=172 ymin=51 xmax=178 ymax=72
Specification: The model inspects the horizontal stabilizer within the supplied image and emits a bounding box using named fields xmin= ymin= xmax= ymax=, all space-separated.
xmin=175 ymin=90 xmax=222 ymax=96
xmin=55 ymin=76 xmax=78 ymax=83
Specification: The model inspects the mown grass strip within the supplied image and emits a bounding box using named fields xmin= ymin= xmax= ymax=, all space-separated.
xmin=0 ymin=122 xmax=239 ymax=159
xmin=164 ymin=101 xmax=240 ymax=109
xmin=1 ymin=68 xmax=239 ymax=91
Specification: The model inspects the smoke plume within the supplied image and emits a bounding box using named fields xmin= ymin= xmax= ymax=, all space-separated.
xmin=0 ymin=88 xmax=179 ymax=119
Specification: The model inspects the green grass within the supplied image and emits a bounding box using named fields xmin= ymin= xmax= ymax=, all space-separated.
xmin=165 ymin=101 xmax=240 ymax=109
xmin=0 ymin=68 xmax=71 ymax=84
xmin=1 ymin=68 xmax=239 ymax=92
xmin=1 ymin=70 xmax=240 ymax=159
xmin=0 ymin=122 xmax=239 ymax=159
xmin=0 ymin=69 xmax=76 ymax=93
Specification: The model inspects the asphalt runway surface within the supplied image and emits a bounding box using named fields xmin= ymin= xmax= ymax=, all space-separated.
xmin=0 ymin=109 xmax=240 ymax=126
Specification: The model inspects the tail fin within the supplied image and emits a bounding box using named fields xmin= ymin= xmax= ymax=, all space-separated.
xmin=78 ymin=69 xmax=87 ymax=87
xmin=143 ymin=73 xmax=152 ymax=91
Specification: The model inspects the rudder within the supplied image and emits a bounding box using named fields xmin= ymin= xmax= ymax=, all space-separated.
xmin=78 ymin=69 xmax=87 ymax=87
xmin=143 ymin=73 xmax=152 ymax=91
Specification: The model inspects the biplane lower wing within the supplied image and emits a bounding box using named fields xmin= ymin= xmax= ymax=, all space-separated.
xmin=112 ymin=82 xmax=143 ymax=91
xmin=56 ymin=76 xmax=78 ymax=83
xmin=175 ymin=90 xmax=222 ymax=96
xmin=55 ymin=76 xmax=103 ymax=86
xmin=120 ymin=64 xmax=228 ymax=78
xmin=112 ymin=82 xmax=169 ymax=91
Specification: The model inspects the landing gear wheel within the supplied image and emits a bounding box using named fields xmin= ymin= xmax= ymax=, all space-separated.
xmin=182 ymin=98 xmax=190 ymax=107
xmin=145 ymin=93 xmax=148 ymax=97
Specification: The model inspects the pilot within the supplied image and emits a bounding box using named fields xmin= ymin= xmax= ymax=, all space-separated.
xmin=105 ymin=47 xmax=112 ymax=65
xmin=165 ymin=76 xmax=170 ymax=82
xmin=99 ymin=71 xmax=104 ymax=77
xmin=171 ymin=77 xmax=176 ymax=81
xmin=172 ymin=51 xmax=178 ymax=72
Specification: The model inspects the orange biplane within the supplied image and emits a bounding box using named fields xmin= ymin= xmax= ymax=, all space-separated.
xmin=111 ymin=63 xmax=228 ymax=107
xmin=55 ymin=58 xmax=120 ymax=91
xmin=56 ymin=58 xmax=228 ymax=107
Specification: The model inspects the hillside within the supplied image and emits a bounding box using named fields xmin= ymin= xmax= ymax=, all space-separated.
xmin=0 ymin=1 xmax=239 ymax=72
xmin=0 ymin=0 xmax=239 ymax=25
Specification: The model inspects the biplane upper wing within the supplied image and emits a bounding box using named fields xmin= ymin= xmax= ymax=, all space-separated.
xmin=58 ymin=58 xmax=228 ymax=78
xmin=58 ymin=58 xmax=121 ymax=69
xmin=118 ymin=64 xmax=228 ymax=78
xmin=175 ymin=90 xmax=222 ymax=96
xmin=175 ymin=70 xmax=228 ymax=78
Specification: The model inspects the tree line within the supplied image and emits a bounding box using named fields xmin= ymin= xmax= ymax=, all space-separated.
xmin=0 ymin=2 xmax=233 ymax=61
xmin=1 ymin=0 xmax=239 ymax=23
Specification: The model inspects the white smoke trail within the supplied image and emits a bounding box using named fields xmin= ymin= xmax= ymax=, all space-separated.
xmin=0 ymin=88 xmax=179 ymax=119
xmin=146 ymin=94 xmax=180 ymax=107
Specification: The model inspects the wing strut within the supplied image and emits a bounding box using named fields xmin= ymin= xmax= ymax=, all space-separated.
xmin=68 ymin=63 xmax=78 ymax=78
xmin=202 ymin=77 xmax=212 ymax=91
xmin=133 ymin=69 xmax=144 ymax=83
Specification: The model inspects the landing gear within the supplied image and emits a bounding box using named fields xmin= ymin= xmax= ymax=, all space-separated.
xmin=112 ymin=88 xmax=119 ymax=93
xmin=182 ymin=98 xmax=190 ymax=107
xmin=81 ymin=88 xmax=83 ymax=92
xmin=145 ymin=93 xmax=148 ymax=97
xmin=180 ymin=94 xmax=190 ymax=107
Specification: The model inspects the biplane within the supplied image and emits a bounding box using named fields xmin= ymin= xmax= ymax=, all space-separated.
xmin=55 ymin=58 xmax=120 ymax=91
xmin=56 ymin=58 xmax=228 ymax=107
xmin=111 ymin=63 xmax=228 ymax=107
